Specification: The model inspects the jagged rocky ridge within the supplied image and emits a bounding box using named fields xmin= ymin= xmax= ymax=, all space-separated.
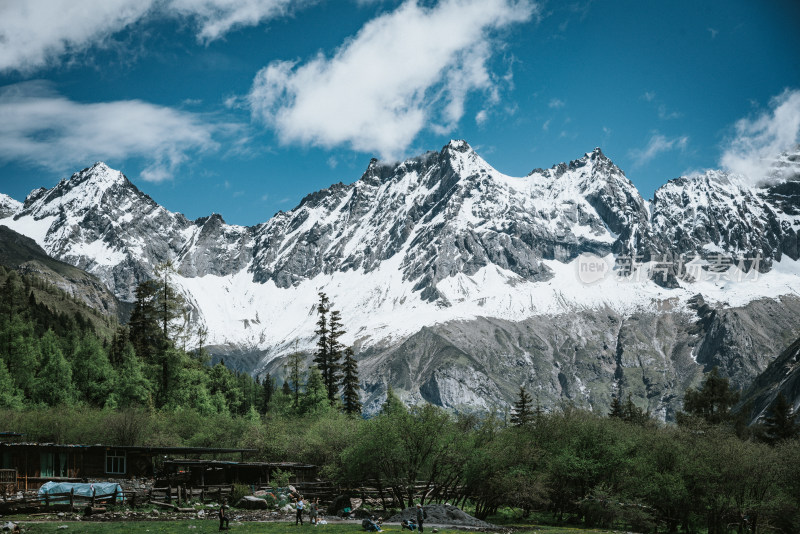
xmin=2 ymin=141 xmax=799 ymax=417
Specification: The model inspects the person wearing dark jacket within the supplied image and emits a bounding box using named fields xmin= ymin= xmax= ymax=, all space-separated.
xmin=416 ymin=503 xmax=426 ymax=533
xmin=218 ymin=499 xmax=230 ymax=531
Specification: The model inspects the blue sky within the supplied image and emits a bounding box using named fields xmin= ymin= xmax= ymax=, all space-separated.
xmin=1 ymin=0 xmax=799 ymax=226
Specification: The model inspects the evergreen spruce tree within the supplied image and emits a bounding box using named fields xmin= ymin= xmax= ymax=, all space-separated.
xmin=381 ymin=385 xmax=406 ymax=415
xmin=763 ymin=392 xmax=799 ymax=444
xmin=313 ymin=292 xmax=330 ymax=392
xmin=325 ymin=309 xmax=345 ymax=402
xmin=286 ymin=350 xmax=305 ymax=410
xmin=510 ymin=385 xmax=533 ymax=426
xmin=622 ymin=393 xmax=650 ymax=425
xmin=301 ymin=366 xmax=329 ymax=415
xmin=261 ymin=372 xmax=274 ymax=413
xmin=154 ymin=261 xmax=187 ymax=342
xmin=281 ymin=379 xmax=291 ymax=396
xmin=341 ymin=346 xmax=362 ymax=416
xmin=107 ymin=342 xmax=152 ymax=408
xmin=609 ymin=395 xmax=624 ymax=418
xmin=680 ymin=367 xmax=740 ymax=425
xmin=128 ymin=279 xmax=163 ymax=361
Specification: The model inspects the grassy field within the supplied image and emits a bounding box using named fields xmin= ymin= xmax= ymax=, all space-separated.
xmin=16 ymin=520 xmax=624 ymax=534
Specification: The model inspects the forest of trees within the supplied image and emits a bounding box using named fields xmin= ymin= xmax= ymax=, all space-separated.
xmin=1 ymin=264 xmax=800 ymax=533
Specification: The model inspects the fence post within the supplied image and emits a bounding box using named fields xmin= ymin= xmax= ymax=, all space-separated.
xmin=70 ymin=488 xmax=74 ymax=512
xmin=167 ymin=485 xmax=172 ymax=504
xmin=45 ymin=492 xmax=49 ymax=508
xmin=92 ymin=487 xmax=96 ymax=507
xmin=113 ymin=487 xmax=118 ymax=505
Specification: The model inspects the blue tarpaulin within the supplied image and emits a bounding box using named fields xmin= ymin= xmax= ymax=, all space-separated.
xmin=38 ymin=482 xmax=124 ymax=503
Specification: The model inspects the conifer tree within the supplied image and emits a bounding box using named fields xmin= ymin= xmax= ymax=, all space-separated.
xmin=681 ymin=367 xmax=740 ymax=425
xmin=154 ymin=261 xmax=187 ymax=342
xmin=281 ymin=380 xmax=291 ymax=396
xmin=301 ymin=366 xmax=329 ymax=415
xmin=763 ymin=392 xmax=799 ymax=444
xmin=313 ymin=292 xmax=330 ymax=391
xmin=381 ymin=385 xmax=406 ymax=415
xmin=325 ymin=309 xmax=345 ymax=402
xmin=609 ymin=395 xmax=624 ymax=418
xmin=341 ymin=346 xmax=362 ymax=415
xmin=261 ymin=372 xmax=274 ymax=413
xmin=510 ymin=385 xmax=533 ymax=426
xmin=128 ymin=279 xmax=162 ymax=361
xmin=286 ymin=349 xmax=305 ymax=410
xmin=34 ymin=330 xmax=75 ymax=406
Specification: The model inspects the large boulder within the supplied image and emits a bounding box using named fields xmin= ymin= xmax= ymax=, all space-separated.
xmin=237 ymin=495 xmax=269 ymax=510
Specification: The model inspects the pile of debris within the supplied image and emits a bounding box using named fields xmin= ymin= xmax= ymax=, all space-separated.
xmin=388 ymin=504 xmax=496 ymax=528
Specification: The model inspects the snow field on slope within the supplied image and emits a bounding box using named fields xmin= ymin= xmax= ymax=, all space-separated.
xmin=173 ymin=251 xmax=800 ymax=368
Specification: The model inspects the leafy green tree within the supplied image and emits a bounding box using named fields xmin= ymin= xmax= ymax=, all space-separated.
xmin=680 ymin=367 xmax=740 ymax=425
xmin=71 ymin=332 xmax=115 ymax=406
xmin=34 ymin=330 xmax=75 ymax=406
xmin=0 ymin=358 xmax=24 ymax=409
xmin=2 ymin=315 xmax=40 ymax=395
xmin=106 ymin=342 xmax=152 ymax=409
xmin=341 ymin=346 xmax=362 ymax=416
xmin=382 ymin=385 xmax=406 ymax=415
xmin=510 ymin=385 xmax=533 ymax=426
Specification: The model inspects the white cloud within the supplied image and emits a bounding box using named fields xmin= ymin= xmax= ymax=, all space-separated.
xmin=720 ymin=89 xmax=800 ymax=183
xmin=168 ymin=0 xmax=305 ymax=44
xmin=0 ymin=82 xmax=230 ymax=182
xmin=247 ymin=0 xmax=536 ymax=159
xmin=0 ymin=0 xmax=309 ymax=72
xmin=475 ymin=109 xmax=489 ymax=125
xmin=0 ymin=0 xmax=155 ymax=73
xmin=629 ymin=133 xmax=688 ymax=166
xmin=548 ymin=98 xmax=565 ymax=109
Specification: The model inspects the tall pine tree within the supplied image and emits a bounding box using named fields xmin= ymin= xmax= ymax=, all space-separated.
xmin=341 ymin=346 xmax=362 ymax=415
xmin=313 ymin=292 xmax=330 ymax=393
xmin=325 ymin=309 xmax=345 ymax=402
xmin=510 ymin=385 xmax=533 ymax=426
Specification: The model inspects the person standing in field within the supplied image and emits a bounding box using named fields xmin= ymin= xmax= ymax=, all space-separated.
xmin=218 ymin=498 xmax=230 ymax=531
xmin=416 ymin=503 xmax=426 ymax=533
xmin=309 ymin=498 xmax=319 ymax=525
xmin=295 ymin=497 xmax=305 ymax=525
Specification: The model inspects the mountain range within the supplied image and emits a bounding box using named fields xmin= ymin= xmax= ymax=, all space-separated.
xmin=2 ymin=141 xmax=799 ymax=418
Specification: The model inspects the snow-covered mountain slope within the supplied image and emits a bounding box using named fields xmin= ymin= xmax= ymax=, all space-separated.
xmin=2 ymin=142 xmax=800 ymax=416
xmin=0 ymin=193 xmax=21 ymax=219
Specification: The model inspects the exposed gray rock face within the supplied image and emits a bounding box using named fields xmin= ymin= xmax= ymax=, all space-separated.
xmin=739 ymin=335 xmax=800 ymax=424
xmin=349 ymin=296 xmax=800 ymax=420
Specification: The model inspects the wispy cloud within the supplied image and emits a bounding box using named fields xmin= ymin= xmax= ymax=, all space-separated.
xmin=629 ymin=132 xmax=688 ymax=166
xmin=0 ymin=0 xmax=312 ymax=73
xmin=708 ymin=27 xmax=719 ymax=39
xmin=720 ymin=88 xmax=800 ymax=183
xmin=0 ymin=81 xmax=236 ymax=181
xmin=548 ymin=98 xmax=565 ymax=109
xmin=641 ymin=91 xmax=681 ymax=120
xmin=247 ymin=0 xmax=536 ymax=159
